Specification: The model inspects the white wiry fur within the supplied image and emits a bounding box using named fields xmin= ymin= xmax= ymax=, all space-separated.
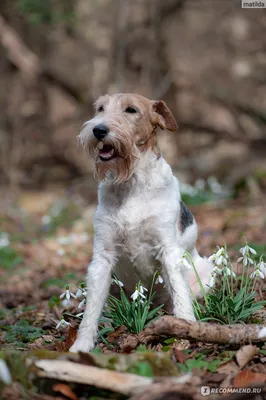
xmin=70 ymin=94 xmax=213 ymax=353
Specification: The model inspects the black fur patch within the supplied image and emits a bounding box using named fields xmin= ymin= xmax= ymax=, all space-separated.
xmin=180 ymin=201 xmax=194 ymax=232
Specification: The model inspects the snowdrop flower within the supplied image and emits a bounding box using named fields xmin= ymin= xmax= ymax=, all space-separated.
xmin=155 ymin=274 xmax=164 ymax=284
xmin=139 ymin=285 xmax=148 ymax=295
xmin=239 ymin=245 xmax=257 ymax=256
xmin=223 ymin=267 xmax=236 ymax=278
xmin=179 ymin=255 xmax=191 ymax=269
xmin=208 ymin=266 xmax=222 ymax=288
xmin=207 ymin=176 xmax=223 ymax=194
xmin=75 ymin=283 xmax=86 ymax=299
xmin=195 ymin=179 xmax=205 ymax=191
xmin=78 ymin=298 xmax=86 ymax=309
xmin=208 ymin=274 xmax=216 ymax=288
xmin=257 ymin=259 xmax=266 ymax=274
xmin=238 ymin=245 xmax=256 ymax=266
xmin=179 ymin=182 xmax=197 ymax=196
xmin=238 ymin=255 xmax=253 ymax=267
xmin=215 ymin=247 xmax=228 ymax=266
xmin=208 ymin=254 xmax=216 ymax=263
xmin=75 ymin=288 xmax=83 ymax=299
xmin=208 ymin=247 xmax=228 ymax=267
xmin=57 ymin=248 xmax=65 ymax=256
xmin=112 ymin=277 xmax=124 ymax=287
xmin=131 ymin=287 xmax=146 ymax=301
xmin=250 ymin=269 xmax=265 ymax=279
xmin=212 ymin=266 xmax=222 ymax=275
xmin=60 ymin=285 xmax=76 ymax=301
xmin=61 ymin=298 xmax=72 ymax=308
xmin=56 ymin=318 xmax=71 ymax=330
xmin=0 ymin=359 xmax=12 ymax=385
xmin=0 ymin=233 xmax=9 ymax=249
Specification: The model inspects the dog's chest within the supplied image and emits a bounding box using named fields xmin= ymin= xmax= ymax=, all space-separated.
xmin=115 ymin=195 xmax=161 ymax=261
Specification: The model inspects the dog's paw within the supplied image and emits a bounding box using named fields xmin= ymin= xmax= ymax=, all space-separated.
xmin=69 ymin=336 xmax=95 ymax=353
xmin=174 ymin=309 xmax=196 ymax=322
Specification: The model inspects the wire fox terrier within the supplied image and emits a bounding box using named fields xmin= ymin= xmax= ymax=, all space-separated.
xmin=70 ymin=93 xmax=212 ymax=352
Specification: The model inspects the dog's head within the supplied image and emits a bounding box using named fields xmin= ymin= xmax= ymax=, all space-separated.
xmin=78 ymin=93 xmax=177 ymax=183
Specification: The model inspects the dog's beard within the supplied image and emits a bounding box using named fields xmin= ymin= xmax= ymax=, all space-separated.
xmin=78 ymin=131 xmax=140 ymax=184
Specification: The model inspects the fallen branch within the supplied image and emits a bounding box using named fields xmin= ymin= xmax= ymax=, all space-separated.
xmin=34 ymin=358 xmax=193 ymax=397
xmin=142 ymin=316 xmax=266 ymax=345
xmin=35 ymin=359 xmax=151 ymax=396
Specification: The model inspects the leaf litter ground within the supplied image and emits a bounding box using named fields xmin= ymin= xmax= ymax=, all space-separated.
xmin=0 ymin=189 xmax=266 ymax=399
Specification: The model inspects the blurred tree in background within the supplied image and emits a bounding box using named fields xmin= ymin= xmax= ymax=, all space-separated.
xmin=0 ymin=0 xmax=265 ymax=193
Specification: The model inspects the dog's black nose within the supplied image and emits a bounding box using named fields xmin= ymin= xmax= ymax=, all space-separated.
xmin=93 ymin=124 xmax=109 ymax=140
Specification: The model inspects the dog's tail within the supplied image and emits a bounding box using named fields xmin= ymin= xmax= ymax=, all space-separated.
xmin=186 ymin=248 xmax=213 ymax=298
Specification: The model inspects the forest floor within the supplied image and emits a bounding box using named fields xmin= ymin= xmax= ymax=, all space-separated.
xmin=0 ymin=186 xmax=266 ymax=400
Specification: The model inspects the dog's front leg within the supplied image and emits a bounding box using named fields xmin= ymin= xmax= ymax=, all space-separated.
xmin=161 ymin=248 xmax=196 ymax=321
xmin=70 ymin=252 xmax=114 ymax=352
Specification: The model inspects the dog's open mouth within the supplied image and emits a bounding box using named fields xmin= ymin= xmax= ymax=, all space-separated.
xmin=98 ymin=142 xmax=116 ymax=161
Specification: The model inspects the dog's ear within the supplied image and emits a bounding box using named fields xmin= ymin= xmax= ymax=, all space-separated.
xmin=152 ymin=100 xmax=178 ymax=132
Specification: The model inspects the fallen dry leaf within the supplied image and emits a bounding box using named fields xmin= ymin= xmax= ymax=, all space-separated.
xmin=233 ymin=369 xmax=266 ymax=387
xmin=236 ymin=345 xmax=258 ymax=369
xmin=107 ymin=325 xmax=128 ymax=343
xmin=173 ymin=346 xmax=187 ymax=364
xmin=65 ymin=326 xmax=78 ymax=351
xmin=53 ymin=383 xmax=78 ymax=400
xmin=217 ymin=359 xmax=239 ymax=374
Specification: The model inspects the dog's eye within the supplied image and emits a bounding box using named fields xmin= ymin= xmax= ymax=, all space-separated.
xmin=97 ymin=106 xmax=104 ymax=112
xmin=125 ymin=107 xmax=137 ymax=113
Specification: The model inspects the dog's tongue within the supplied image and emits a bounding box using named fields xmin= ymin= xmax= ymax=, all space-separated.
xmin=99 ymin=144 xmax=114 ymax=159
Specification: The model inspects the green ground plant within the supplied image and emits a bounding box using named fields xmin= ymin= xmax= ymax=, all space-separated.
xmin=188 ymin=243 xmax=266 ymax=324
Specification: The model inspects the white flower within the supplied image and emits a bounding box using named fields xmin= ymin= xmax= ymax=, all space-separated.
xmin=239 ymin=245 xmax=257 ymax=256
xmin=155 ymin=275 xmax=164 ymax=284
xmin=131 ymin=288 xmax=146 ymax=301
xmin=78 ymin=298 xmax=86 ymax=308
xmin=208 ymin=254 xmax=216 ymax=263
xmin=139 ymin=285 xmax=148 ymax=295
xmin=75 ymin=287 xmax=84 ymax=299
xmin=237 ymin=256 xmax=254 ymax=267
xmin=179 ymin=256 xmax=191 ymax=269
xmin=57 ymin=248 xmax=65 ymax=256
xmin=56 ymin=318 xmax=71 ymax=330
xmin=257 ymin=260 xmax=266 ymax=274
xmin=60 ymin=285 xmax=76 ymax=301
xmin=195 ymin=179 xmax=205 ymax=191
xmin=42 ymin=215 xmax=52 ymax=225
xmin=212 ymin=266 xmax=222 ymax=275
xmin=208 ymin=247 xmax=228 ymax=267
xmin=0 ymin=233 xmax=9 ymax=249
xmin=207 ymin=176 xmax=223 ymax=194
xmin=61 ymin=298 xmax=72 ymax=307
xmin=0 ymin=359 xmax=12 ymax=385
xmin=112 ymin=277 xmax=124 ymax=287
xmin=216 ymin=255 xmax=227 ymax=266
xmin=223 ymin=267 xmax=236 ymax=277
xmin=208 ymin=274 xmax=216 ymax=288
xmin=250 ymin=269 xmax=265 ymax=279
xmin=179 ymin=182 xmax=197 ymax=196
